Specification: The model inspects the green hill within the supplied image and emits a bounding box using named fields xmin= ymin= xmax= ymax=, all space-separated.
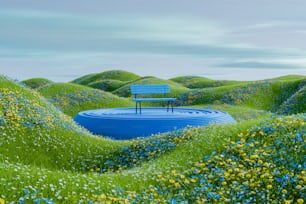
xmin=38 ymin=82 xmax=133 ymax=117
xmin=113 ymin=76 xmax=190 ymax=97
xmin=71 ymin=70 xmax=141 ymax=85
xmin=88 ymin=79 xmax=127 ymax=92
xmin=22 ymin=78 xmax=53 ymax=89
xmin=278 ymin=81 xmax=306 ymax=115
xmin=269 ymin=75 xmax=306 ymax=81
xmin=0 ymin=76 xmax=126 ymax=172
xmin=177 ymin=78 xmax=306 ymax=113
xmin=170 ymin=75 xmax=244 ymax=89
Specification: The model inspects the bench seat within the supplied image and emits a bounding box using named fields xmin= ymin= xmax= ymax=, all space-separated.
xmin=132 ymin=98 xmax=176 ymax=102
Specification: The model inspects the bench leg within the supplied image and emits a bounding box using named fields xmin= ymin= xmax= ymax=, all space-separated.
xmin=139 ymin=102 xmax=142 ymax=114
xmin=167 ymin=101 xmax=170 ymax=112
xmin=136 ymin=102 xmax=138 ymax=114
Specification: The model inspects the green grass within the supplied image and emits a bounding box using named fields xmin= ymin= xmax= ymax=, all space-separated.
xmin=71 ymin=70 xmax=141 ymax=86
xmin=177 ymin=78 xmax=305 ymax=112
xmin=269 ymin=75 xmax=306 ymax=81
xmin=0 ymin=76 xmax=128 ymax=173
xmin=21 ymin=78 xmax=53 ymax=89
xmin=38 ymin=82 xmax=133 ymax=117
xmin=170 ymin=75 xmax=245 ymax=89
xmin=0 ymin=73 xmax=305 ymax=203
xmin=88 ymin=79 xmax=127 ymax=92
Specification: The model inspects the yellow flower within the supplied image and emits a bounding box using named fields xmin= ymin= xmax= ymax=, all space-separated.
xmin=169 ymin=179 xmax=175 ymax=184
xmin=0 ymin=198 xmax=4 ymax=204
xmin=222 ymin=181 xmax=227 ymax=186
xmin=180 ymin=174 xmax=185 ymax=179
xmin=191 ymin=178 xmax=197 ymax=183
xmin=284 ymin=200 xmax=291 ymax=204
xmin=267 ymin=184 xmax=273 ymax=189
xmin=98 ymin=194 xmax=106 ymax=199
xmin=297 ymin=199 xmax=304 ymax=204
xmin=282 ymin=189 xmax=287 ymax=194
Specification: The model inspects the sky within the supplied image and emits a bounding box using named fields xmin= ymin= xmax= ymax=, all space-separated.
xmin=0 ymin=0 xmax=306 ymax=82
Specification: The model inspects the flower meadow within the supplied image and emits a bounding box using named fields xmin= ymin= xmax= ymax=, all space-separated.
xmin=72 ymin=114 xmax=306 ymax=203
xmin=0 ymin=74 xmax=306 ymax=203
xmin=3 ymin=114 xmax=304 ymax=203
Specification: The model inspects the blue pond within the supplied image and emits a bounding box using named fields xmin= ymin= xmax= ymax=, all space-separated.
xmin=74 ymin=108 xmax=236 ymax=140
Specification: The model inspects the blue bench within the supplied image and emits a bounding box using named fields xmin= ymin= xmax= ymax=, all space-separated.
xmin=130 ymin=84 xmax=176 ymax=114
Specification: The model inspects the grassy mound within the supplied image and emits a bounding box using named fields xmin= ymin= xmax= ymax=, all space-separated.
xmin=38 ymin=83 xmax=133 ymax=117
xmin=71 ymin=70 xmax=141 ymax=86
xmin=278 ymin=81 xmax=306 ymax=115
xmin=0 ymin=76 xmax=127 ymax=172
xmin=22 ymin=78 xmax=53 ymax=89
xmin=113 ymin=76 xmax=190 ymax=97
xmin=177 ymin=79 xmax=305 ymax=112
xmin=270 ymin=75 xmax=306 ymax=81
xmin=170 ymin=75 xmax=244 ymax=89
xmin=1 ymin=113 xmax=304 ymax=203
xmin=88 ymin=79 xmax=127 ymax=92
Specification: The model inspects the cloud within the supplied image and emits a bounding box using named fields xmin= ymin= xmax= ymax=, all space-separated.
xmin=0 ymin=9 xmax=304 ymax=61
xmin=1 ymin=9 xmax=306 ymax=82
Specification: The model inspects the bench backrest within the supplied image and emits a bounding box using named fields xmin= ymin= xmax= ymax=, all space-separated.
xmin=130 ymin=84 xmax=170 ymax=96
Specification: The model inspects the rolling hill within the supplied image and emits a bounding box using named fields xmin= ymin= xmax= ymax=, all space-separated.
xmin=170 ymin=75 xmax=244 ymax=89
xmin=71 ymin=70 xmax=141 ymax=86
xmin=177 ymin=77 xmax=305 ymax=112
xmin=38 ymin=82 xmax=133 ymax=117
xmin=22 ymin=78 xmax=53 ymax=89
xmin=0 ymin=73 xmax=305 ymax=203
xmin=0 ymin=76 xmax=127 ymax=172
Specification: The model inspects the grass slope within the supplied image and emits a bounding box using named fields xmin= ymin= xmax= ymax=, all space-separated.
xmin=170 ymin=75 xmax=244 ymax=89
xmin=71 ymin=70 xmax=141 ymax=86
xmin=22 ymin=78 xmax=53 ymax=89
xmin=38 ymin=82 xmax=133 ymax=117
xmin=0 ymin=76 xmax=127 ymax=173
xmin=178 ymin=78 xmax=306 ymax=113
xmin=88 ymin=79 xmax=127 ymax=92
xmin=113 ymin=76 xmax=190 ymax=97
xmin=1 ymin=113 xmax=304 ymax=203
xmin=278 ymin=81 xmax=306 ymax=115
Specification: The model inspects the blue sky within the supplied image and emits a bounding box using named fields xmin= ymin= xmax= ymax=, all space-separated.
xmin=0 ymin=0 xmax=306 ymax=81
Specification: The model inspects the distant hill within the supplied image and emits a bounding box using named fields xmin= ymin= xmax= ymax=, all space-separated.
xmin=113 ymin=76 xmax=190 ymax=97
xmin=38 ymin=82 xmax=133 ymax=117
xmin=170 ymin=75 xmax=244 ymax=89
xmin=71 ymin=70 xmax=141 ymax=85
xmin=22 ymin=78 xmax=53 ymax=89
xmin=88 ymin=79 xmax=127 ymax=92
xmin=269 ymin=75 xmax=306 ymax=81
